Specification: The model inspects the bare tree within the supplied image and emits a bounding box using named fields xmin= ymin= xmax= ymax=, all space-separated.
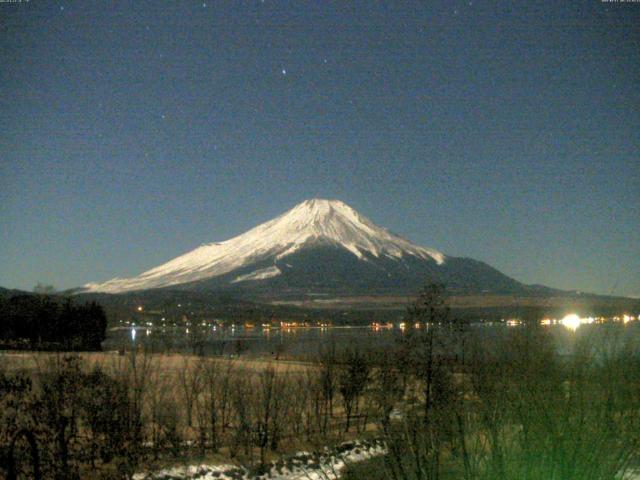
xmin=230 ymin=371 xmax=252 ymax=459
xmin=147 ymin=364 xmax=176 ymax=459
xmin=318 ymin=341 xmax=338 ymax=435
xmin=195 ymin=357 xmax=234 ymax=454
xmin=178 ymin=357 xmax=203 ymax=428
xmin=109 ymin=346 xmax=156 ymax=475
xmin=288 ymin=372 xmax=310 ymax=438
xmin=219 ymin=359 xmax=235 ymax=435
xmin=252 ymin=365 xmax=276 ymax=471
xmin=338 ymin=348 xmax=369 ymax=432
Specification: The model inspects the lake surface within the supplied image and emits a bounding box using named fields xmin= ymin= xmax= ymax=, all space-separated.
xmin=105 ymin=318 xmax=640 ymax=360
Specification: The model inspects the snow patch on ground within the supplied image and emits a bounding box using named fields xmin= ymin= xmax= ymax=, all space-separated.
xmin=133 ymin=439 xmax=386 ymax=480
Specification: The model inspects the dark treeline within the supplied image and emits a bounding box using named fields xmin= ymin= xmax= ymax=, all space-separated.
xmin=0 ymin=294 xmax=107 ymax=351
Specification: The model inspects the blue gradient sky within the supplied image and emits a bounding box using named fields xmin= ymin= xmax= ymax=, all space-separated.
xmin=1 ymin=1 xmax=638 ymax=296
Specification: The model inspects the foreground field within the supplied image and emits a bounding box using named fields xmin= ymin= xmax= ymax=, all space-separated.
xmin=1 ymin=351 xmax=312 ymax=375
xmin=1 ymin=346 xmax=376 ymax=479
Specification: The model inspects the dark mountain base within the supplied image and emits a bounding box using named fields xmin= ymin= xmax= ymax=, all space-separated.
xmin=72 ymin=286 xmax=639 ymax=327
xmin=174 ymin=244 xmax=544 ymax=297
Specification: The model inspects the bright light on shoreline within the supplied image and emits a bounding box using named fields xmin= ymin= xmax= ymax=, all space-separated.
xmin=561 ymin=314 xmax=581 ymax=331
xmin=559 ymin=314 xmax=596 ymax=331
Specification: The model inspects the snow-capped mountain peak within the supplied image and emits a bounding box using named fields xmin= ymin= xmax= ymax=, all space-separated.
xmin=267 ymin=198 xmax=444 ymax=261
xmin=83 ymin=199 xmax=445 ymax=293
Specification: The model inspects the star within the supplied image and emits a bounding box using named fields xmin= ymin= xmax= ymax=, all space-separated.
xmin=281 ymin=69 xmax=287 ymax=76
xmin=161 ymin=114 xmax=166 ymax=120
xmin=60 ymin=5 xmax=65 ymax=10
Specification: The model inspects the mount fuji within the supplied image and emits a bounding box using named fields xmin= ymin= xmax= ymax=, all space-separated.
xmin=82 ymin=199 xmax=535 ymax=297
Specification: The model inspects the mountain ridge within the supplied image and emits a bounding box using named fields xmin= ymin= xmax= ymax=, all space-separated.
xmin=81 ymin=199 xmax=549 ymax=297
xmin=83 ymin=199 xmax=447 ymax=294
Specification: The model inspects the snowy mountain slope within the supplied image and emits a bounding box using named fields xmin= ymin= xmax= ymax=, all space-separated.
xmin=83 ymin=199 xmax=447 ymax=294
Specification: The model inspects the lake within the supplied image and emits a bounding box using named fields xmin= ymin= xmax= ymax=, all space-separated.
xmin=105 ymin=316 xmax=640 ymax=360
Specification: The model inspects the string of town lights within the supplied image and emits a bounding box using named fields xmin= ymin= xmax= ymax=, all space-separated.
xmin=121 ymin=309 xmax=639 ymax=342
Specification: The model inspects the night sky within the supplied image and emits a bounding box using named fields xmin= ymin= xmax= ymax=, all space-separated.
xmin=1 ymin=1 xmax=638 ymax=296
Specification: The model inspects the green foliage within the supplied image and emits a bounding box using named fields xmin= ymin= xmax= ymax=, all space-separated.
xmin=342 ymin=455 xmax=389 ymax=480
xmin=459 ymin=324 xmax=640 ymax=480
xmin=376 ymin=284 xmax=640 ymax=480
